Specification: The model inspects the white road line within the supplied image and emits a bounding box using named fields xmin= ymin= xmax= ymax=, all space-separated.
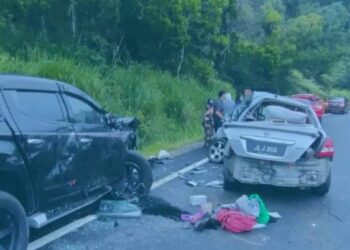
xmin=28 ymin=215 xmax=98 ymax=250
xmin=151 ymin=158 xmax=209 ymax=190
xmin=28 ymin=157 xmax=209 ymax=250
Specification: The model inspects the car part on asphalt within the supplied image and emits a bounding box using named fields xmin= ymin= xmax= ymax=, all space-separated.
xmin=205 ymin=180 xmax=224 ymax=189
xmin=97 ymin=200 xmax=141 ymax=218
xmin=189 ymin=195 xmax=208 ymax=206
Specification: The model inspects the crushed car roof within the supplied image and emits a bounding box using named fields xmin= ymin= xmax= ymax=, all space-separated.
xmin=252 ymin=91 xmax=309 ymax=108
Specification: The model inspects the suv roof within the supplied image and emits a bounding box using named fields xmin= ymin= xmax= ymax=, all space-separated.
xmin=0 ymin=74 xmax=102 ymax=110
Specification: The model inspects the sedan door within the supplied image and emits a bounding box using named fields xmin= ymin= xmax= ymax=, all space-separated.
xmin=62 ymin=93 xmax=123 ymax=195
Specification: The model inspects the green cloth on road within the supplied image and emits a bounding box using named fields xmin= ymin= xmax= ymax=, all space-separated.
xmin=249 ymin=194 xmax=270 ymax=224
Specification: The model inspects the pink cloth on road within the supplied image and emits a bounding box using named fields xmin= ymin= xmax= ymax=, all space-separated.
xmin=215 ymin=209 xmax=256 ymax=233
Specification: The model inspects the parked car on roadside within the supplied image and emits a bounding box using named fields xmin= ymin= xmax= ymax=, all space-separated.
xmin=223 ymin=92 xmax=333 ymax=195
xmin=0 ymin=75 xmax=153 ymax=250
xmin=326 ymin=96 xmax=349 ymax=114
xmin=292 ymin=94 xmax=325 ymax=121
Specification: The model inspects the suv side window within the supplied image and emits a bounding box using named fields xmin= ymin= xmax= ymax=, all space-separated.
xmin=65 ymin=94 xmax=105 ymax=124
xmin=6 ymin=91 xmax=65 ymax=122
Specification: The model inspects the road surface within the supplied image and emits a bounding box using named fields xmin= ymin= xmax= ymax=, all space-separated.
xmin=31 ymin=113 xmax=349 ymax=250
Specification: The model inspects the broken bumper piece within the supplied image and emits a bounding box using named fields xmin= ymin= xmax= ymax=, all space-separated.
xmin=224 ymin=156 xmax=331 ymax=187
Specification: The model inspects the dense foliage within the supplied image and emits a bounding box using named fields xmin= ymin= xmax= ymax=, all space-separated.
xmin=0 ymin=0 xmax=350 ymax=151
xmin=1 ymin=0 xmax=350 ymax=95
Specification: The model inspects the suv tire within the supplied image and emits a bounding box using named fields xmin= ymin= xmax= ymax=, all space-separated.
xmin=114 ymin=151 xmax=153 ymax=200
xmin=0 ymin=191 xmax=28 ymax=250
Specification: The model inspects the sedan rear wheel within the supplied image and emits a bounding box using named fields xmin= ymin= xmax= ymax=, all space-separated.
xmin=208 ymin=139 xmax=227 ymax=164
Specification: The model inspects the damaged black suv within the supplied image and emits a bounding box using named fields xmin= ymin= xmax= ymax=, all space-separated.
xmin=0 ymin=75 xmax=153 ymax=249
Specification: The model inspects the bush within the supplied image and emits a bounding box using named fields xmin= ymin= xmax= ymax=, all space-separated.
xmin=0 ymin=51 xmax=233 ymax=153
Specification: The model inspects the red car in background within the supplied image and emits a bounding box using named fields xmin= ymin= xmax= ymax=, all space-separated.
xmin=292 ymin=94 xmax=325 ymax=121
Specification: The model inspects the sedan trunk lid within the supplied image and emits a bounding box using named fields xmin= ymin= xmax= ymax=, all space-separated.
xmin=224 ymin=121 xmax=320 ymax=163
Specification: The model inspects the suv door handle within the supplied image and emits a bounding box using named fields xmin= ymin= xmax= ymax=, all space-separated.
xmin=27 ymin=138 xmax=45 ymax=145
xmin=79 ymin=137 xmax=92 ymax=144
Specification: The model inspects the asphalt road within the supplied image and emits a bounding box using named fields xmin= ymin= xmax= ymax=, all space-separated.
xmin=35 ymin=113 xmax=349 ymax=250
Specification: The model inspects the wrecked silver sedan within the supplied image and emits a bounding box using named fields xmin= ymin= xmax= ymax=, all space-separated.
xmin=223 ymin=92 xmax=334 ymax=195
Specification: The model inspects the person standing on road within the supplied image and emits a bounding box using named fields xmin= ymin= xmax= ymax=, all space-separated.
xmin=242 ymin=87 xmax=254 ymax=106
xmin=223 ymin=92 xmax=235 ymax=121
xmin=202 ymin=99 xmax=215 ymax=147
xmin=214 ymin=90 xmax=226 ymax=132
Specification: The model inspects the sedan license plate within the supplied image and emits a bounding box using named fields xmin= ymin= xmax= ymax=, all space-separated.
xmin=246 ymin=140 xmax=286 ymax=157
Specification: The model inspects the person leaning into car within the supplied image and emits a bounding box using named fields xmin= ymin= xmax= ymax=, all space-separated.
xmin=214 ymin=90 xmax=226 ymax=131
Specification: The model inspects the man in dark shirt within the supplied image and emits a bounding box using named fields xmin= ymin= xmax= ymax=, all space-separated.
xmin=214 ymin=90 xmax=226 ymax=131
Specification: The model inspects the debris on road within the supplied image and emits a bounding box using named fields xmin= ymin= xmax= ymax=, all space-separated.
xmin=221 ymin=194 xmax=260 ymax=218
xmin=158 ymin=150 xmax=171 ymax=160
xmin=178 ymin=173 xmax=191 ymax=180
xmin=182 ymin=194 xmax=281 ymax=234
xmin=148 ymin=156 xmax=165 ymax=168
xmin=98 ymin=200 xmax=142 ymax=218
xmin=269 ymin=212 xmax=282 ymax=219
xmin=216 ymin=209 xmax=256 ymax=233
xmin=139 ymin=196 xmax=188 ymax=221
xmin=190 ymin=169 xmax=208 ymax=175
xmin=186 ymin=180 xmax=198 ymax=187
xmin=189 ymin=195 xmax=207 ymax=206
xmin=205 ymin=180 xmax=224 ymax=189
xmin=181 ymin=211 xmax=207 ymax=224
xmin=201 ymin=203 xmax=213 ymax=213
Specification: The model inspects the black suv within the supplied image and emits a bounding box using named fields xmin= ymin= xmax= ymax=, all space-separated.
xmin=0 ymin=75 xmax=153 ymax=249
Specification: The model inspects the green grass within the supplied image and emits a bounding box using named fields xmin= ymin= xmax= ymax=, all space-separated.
xmin=0 ymin=51 xmax=233 ymax=153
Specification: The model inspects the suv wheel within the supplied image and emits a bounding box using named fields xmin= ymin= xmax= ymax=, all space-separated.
xmin=208 ymin=139 xmax=227 ymax=164
xmin=0 ymin=191 xmax=28 ymax=250
xmin=114 ymin=151 xmax=153 ymax=200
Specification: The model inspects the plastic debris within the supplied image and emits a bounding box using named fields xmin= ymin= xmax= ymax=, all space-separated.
xmin=253 ymin=224 xmax=267 ymax=229
xmin=269 ymin=212 xmax=282 ymax=219
xmin=158 ymin=150 xmax=171 ymax=160
xmin=181 ymin=211 xmax=207 ymax=224
xmin=189 ymin=195 xmax=207 ymax=206
xmin=201 ymin=203 xmax=213 ymax=213
xmin=186 ymin=180 xmax=198 ymax=187
xmin=98 ymin=200 xmax=141 ymax=218
xmin=191 ymin=169 xmax=208 ymax=175
xmin=178 ymin=173 xmax=190 ymax=180
xmin=249 ymin=194 xmax=270 ymax=224
xmin=205 ymin=180 xmax=224 ymax=189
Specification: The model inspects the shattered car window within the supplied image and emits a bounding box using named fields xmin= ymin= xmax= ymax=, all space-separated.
xmin=242 ymin=100 xmax=313 ymax=125
xmin=229 ymin=104 xmax=248 ymax=121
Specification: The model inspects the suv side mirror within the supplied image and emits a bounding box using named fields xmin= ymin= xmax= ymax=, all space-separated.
xmin=105 ymin=113 xmax=118 ymax=127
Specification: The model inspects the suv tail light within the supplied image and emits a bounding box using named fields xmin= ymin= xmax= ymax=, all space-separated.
xmin=316 ymin=137 xmax=334 ymax=158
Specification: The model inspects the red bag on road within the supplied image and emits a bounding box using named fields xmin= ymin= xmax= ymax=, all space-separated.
xmin=216 ymin=209 xmax=256 ymax=233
